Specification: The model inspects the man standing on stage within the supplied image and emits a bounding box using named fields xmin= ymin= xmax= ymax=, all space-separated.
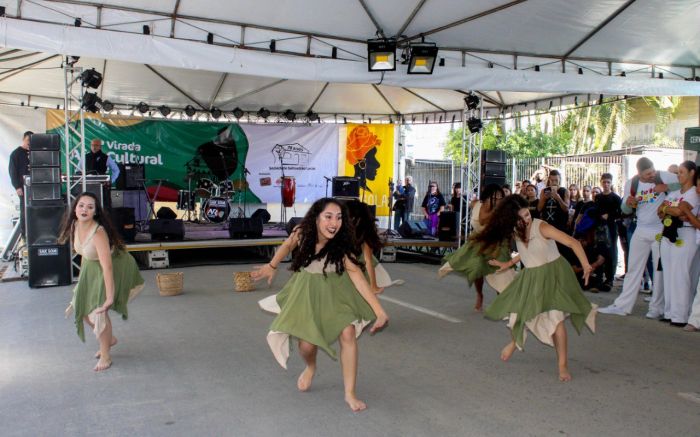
xmin=81 ymin=138 xmax=120 ymax=207
xmin=8 ymin=131 xmax=33 ymax=239
xmin=403 ymin=175 xmax=416 ymax=223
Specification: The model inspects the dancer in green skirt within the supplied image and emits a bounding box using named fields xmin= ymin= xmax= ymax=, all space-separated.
xmin=252 ymin=198 xmax=388 ymax=412
xmin=474 ymin=195 xmax=597 ymax=382
xmin=59 ymin=192 xmax=144 ymax=371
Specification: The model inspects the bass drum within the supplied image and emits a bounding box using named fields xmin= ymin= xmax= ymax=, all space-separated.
xmin=282 ymin=176 xmax=296 ymax=207
xmin=202 ymin=197 xmax=231 ymax=223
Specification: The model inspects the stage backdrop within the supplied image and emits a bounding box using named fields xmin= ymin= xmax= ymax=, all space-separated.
xmin=339 ymin=124 xmax=394 ymax=216
xmin=46 ymin=110 xmax=338 ymax=204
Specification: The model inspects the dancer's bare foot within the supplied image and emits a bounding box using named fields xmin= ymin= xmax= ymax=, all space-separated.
xmin=95 ymin=336 xmax=118 ymax=358
xmin=500 ymin=342 xmax=517 ymax=362
xmin=297 ymin=365 xmax=315 ymax=392
xmin=345 ymin=393 xmax=367 ymax=412
xmin=474 ymin=295 xmax=483 ymax=312
xmin=558 ymin=366 xmax=572 ymax=382
xmin=94 ymin=357 xmax=112 ymax=372
xmin=437 ymin=263 xmax=453 ymax=280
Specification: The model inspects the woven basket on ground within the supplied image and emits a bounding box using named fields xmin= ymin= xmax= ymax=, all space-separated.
xmin=156 ymin=272 xmax=184 ymax=296
xmin=233 ymin=271 xmax=255 ymax=292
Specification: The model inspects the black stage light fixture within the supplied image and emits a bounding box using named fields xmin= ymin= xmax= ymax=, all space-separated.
xmin=269 ymin=39 xmax=276 ymax=53
xmin=207 ymin=33 xmax=214 ymax=44
xmin=184 ymin=105 xmax=196 ymax=117
xmin=548 ymin=100 xmax=553 ymax=110
xmin=467 ymin=117 xmax=483 ymax=133
xmin=257 ymin=107 xmax=271 ymax=119
xmin=101 ymin=100 xmax=114 ymax=112
xmin=574 ymin=96 xmax=579 ymax=105
xmin=210 ymin=107 xmax=222 ymax=119
xmin=620 ymin=71 xmax=626 ymax=77
xmin=367 ymin=38 xmax=397 ymax=72
xmin=66 ymin=55 xmax=80 ymax=66
xmin=232 ymin=107 xmax=244 ymax=118
xmin=438 ymin=58 xmax=445 ymax=67
xmin=79 ymin=68 xmax=103 ymax=89
xmin=74 ymin=18 xmax=82 ymax=27
xmin=0 ymin=7 xmax=6 ymax=17
xmin=306 ymin=110 xmax=319 ymax=122
xmin=464 ymin=93 xmax=480 ymax=110
xmin=578 ymin=67 xmax=584 ymax=75
xmin=408 ymin=42 xmax=438 ymax=74
xmin=81 ymin=92 xmax=100 ymax=113
xmin=599 ymin=94 xmax=604 ymax=104
xmin=658 ymin=72 xmax=664 ymax=79
xmin=137 ymin=102 xmax=149 ymax=114
xmin=534 ymin=65 xmax=540 ymax=72
xmin=488 ymin=62 xmax=494 ymax=68
xmin=331 ymin=47 xmax=338 ymax=59
xmin=143 ymin=25 xmax=150 ymax=35
xmin=283 ymin=109 xmax=296 ymax=121
xmin=158 ymin=105 xmax=171 ymax=117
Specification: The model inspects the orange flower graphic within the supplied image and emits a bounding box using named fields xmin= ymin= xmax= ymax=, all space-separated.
xmin=346 ymin=125 xmax=381 ymax=165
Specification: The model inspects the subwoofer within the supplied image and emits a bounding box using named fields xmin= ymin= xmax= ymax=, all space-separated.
xmin=228 ymin=217 xmax=263 ymax=239
xmin=149 ymin=219 xmax=184 ymax=241
xmin=28 ymin=244 xmax=71 ymax=288
xmin=438 ymin=211 xmax=457 ymax=241
xmin=399 ymin=220 xmax=428 ymax=238
xmin=25 ymin=202 xmax=66 ymax=246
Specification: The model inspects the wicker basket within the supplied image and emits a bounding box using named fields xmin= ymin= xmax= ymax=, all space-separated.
xmin=233 ymin=271 xmax=255 ymax=292
xmin=156 ymin=272 xmax=184 ymax=296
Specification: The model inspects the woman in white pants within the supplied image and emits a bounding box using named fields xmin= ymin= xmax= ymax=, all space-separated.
xmin=678 ymin=174 xmax=700 ymax=332
xmin=658 ymin=161 xmax=699 ymax=326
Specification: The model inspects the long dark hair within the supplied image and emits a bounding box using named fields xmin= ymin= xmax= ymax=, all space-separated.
xmin=344 ymin=199 xmax=384 ymax=253
xmin=290 ymin=198 xmax=361 ymax=275
xmin=470 ymin=195 xmax=528 ymax=256
xmin=679 ymin=160 xmax=698 ymax=186
xmin=480 ymin=183 xmax=505 ymax=210
xmin=58 ymin=192 xmax=125 ymax=250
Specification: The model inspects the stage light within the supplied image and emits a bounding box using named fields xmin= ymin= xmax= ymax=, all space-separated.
xmin=232 ymin=107 xmax=244 ymax=118
xmin=207 ymin=33 xmax=214 ymax=44
xmin=74 ymin=18 xmax=82 ymax=27
xmin=466 ymin=117 xmax=482 ymax=133
xmin=658 ymin=72 xmax=664 ymax=79
xmin=81 ymin=92 xmax=100 ymax=113
xmin=210 ymin=107 xmax=222 ymax=119
xmin=464 ymin=93 xmax=480 ymax=110
xmin=367 ymin=38 xmax=396 ymax=72
xmin=548 ymin=101 xmax=553 ymax=110
xmin=574 ymin=96 xmax=578 ymax=105
xmin=578 ymin=67 xmax=583 ymax=75
xmin=438 ymin=58 xmax=445 ymax=67
xmin=269 ymin=39 xmax=276 ymax=53
xmin=620 ymin=71 xmax=626 ymax=77
xmin=101 ymin=100 xmax=114 ymax=112
xmin=184 ymin=105 xmax=196 ymax=117
xmin=257 ymin=107 xmax=270 ymax=119
xmin=158 ymin=105 xmax=171 ymax=117
xmin=407 ymin=43 xmax=438 ymax=74
xmin=137 ymin=102 xmax=149 ymax=114
xmin=79 ymin=68 xmax=102 ymax=89
xmin=66 ymin=56 xmax=80 ymax=66
xmin=534 ymin=65 xmax=540 ymax=72
xmin=306 ymin=110 xmax=319 ymax=122
xmin=331 ymin=47 xmax=337 ymax=59
xmin=599 ymin=94 xmax=604 ymax=104
xmin=487 ymin=62 xmax=494 ymax=68
xmin=0 ymin=7 xmax=6 ymax=16
xmin=143 ymin=25 xmax=150 ymax=35
xmin=283 ymin=109 xmax=296 ymax=121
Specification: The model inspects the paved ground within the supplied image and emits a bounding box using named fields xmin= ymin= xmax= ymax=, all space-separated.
xmin=1 ymin=259 xmax=699 ymax=436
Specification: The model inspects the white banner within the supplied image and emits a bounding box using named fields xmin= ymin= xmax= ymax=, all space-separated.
xmin=241 ymin=124 xmax=339 ymax=204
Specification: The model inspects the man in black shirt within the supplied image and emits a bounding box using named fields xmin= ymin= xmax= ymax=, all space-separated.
xmin=594 ymin=173 xmax=622 ymax=286
xmin=537 ymin=169 xmax=569 ymax=232
xmin=80 ymin=138 xmax=120 ymax=208
xmin=403 ymin=175 xmax=416 ymax=222
xmin=8 ymin=131 xmax=33 ymax=239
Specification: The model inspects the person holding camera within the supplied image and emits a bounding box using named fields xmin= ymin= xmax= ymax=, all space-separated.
xmin=537 ymin=169 xmax=570 ymax=233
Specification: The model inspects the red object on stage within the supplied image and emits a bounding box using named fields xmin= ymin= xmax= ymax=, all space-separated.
xmin=282 ymin=176 xmax=295 ymax=207
xmin=146 ymin=185 xmax=179 ymax=202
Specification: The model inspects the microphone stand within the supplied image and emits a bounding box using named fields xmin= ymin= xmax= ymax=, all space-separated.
xmin=324 ymin=176 xmax=331 ymax=197
xmin=276 ymin=148 xmax=287 ymax=227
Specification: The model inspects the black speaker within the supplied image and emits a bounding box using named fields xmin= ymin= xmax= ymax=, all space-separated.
xmin=399 ymin=220 xmax=428 ymax=238
xmin=28 ymin=244 xmax=71 ymax=288
xmin=149 ymin=219 xmax=184 ymax=241
xmin=251 ymin=208 xmax=271 ymax=224
xmin=30 ymin=167 xmax=60 ymax=183
xmin=156 ymin=206 xmax=177 ymax=220
xmin=332 ymin=177 xmax=360 ymax=198
xmin=25 ymin=202 xmax=67 ymax=246
xmin=30 ymin=150 xmax=60 ymax=167
xmin=28 ymin=183 xmax=62 ymax=203
xmin=438 ymin=211 xmax=457 ymax=241
xmin=109 ymin=207 xmax=136 ymax=243
xmin=482 ymin=161 xmax=506 ymax=177
xmin=228 ymin=217 xmax=263 ymax=239
xmin=116 ymin=164 xmax=145 ymax=190
xmin=286 ymin=217 xmax=304 ymax=235
xmin=69 ymin=181 xmax=104 ymax=207
xmin=483 ymin=176 xmax=507 ymax=187
xmin=482 ymin=150 xmax=507 ymax=163
xmin=29 ymin=133 xmax=60 ymax=151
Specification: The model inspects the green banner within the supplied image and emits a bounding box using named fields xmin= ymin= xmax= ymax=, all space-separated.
xmin=684 ymin=127 xmax=700 ymax=166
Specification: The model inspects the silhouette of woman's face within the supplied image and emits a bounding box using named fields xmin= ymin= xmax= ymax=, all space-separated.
xmin=354 ymin=147 xmax=380 ymax=190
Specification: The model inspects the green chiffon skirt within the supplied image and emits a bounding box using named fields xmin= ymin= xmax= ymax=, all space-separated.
xmin=484 ymin=256 xmax=595 ymax=348
xmin=70 ymin=250 xmax=144 ymax=341
xmin=442 ymin=240 xmax=512 ymax=285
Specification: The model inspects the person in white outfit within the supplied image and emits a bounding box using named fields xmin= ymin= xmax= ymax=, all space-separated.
xmin=677 ymin=173 xmax=700 ymax=332
xmin=657 ymin=161 xmax=699 ymax=326
xmin=598 ymin=157 xmax=679 ymax=317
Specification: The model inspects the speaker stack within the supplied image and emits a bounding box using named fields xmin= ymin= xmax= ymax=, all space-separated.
xmin=481 ymin=150 xmax=507 ymax=188
xmin=26 ymin=133 xmax=71 ymax=288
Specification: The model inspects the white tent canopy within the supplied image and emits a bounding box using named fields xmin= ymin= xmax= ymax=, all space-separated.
xmin=0 ymin=0 xmax=699 ymax=120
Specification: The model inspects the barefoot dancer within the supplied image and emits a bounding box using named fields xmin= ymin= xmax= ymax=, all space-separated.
xmin=252 ymin=198 xmax=389 ymax=412
xmin=60 ymin=192 xmax=144 ymax=371
xmin=475 ymin=195 xmax=596 ymax=381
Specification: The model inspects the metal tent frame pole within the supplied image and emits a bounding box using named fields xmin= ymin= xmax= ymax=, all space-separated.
xmin=457 ymin=93 xmax=483 ymax=246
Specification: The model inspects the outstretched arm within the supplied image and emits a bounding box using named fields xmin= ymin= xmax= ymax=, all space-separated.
xmin=345 ymin=257 xmax=388 ymax=333
xmin=539 ymin=221 xmax=592 ymax=285
xmin=488 ymin=254 xmax=521 ymax=272
xmin=251 ymin=228 xmax=301 ymax=286
xmin=362 ymin=243 xmax=383 ymax=294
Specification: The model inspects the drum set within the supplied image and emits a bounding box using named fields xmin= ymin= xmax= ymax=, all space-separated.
xmin=178 ymin=176 xmax=238 ymax=223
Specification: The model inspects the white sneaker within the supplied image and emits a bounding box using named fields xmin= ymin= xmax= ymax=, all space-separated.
xmin=598 ymin=305 xmax=627 ymax=316
xmin=645 ymin=311 xmax=663 ymax=319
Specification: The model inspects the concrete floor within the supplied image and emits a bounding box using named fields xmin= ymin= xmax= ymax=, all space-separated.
xmin=1 ymin=260 xmax=699 ymax=437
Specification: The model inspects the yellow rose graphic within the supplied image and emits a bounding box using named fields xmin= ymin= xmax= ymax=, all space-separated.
xmin=346 ymin=125 xmax=381 ymax=165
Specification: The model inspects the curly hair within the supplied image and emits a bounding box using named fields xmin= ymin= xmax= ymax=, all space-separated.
xmin=290 ymin=198 xmax=362 ymax=275
xmin=470 ymin=194 xmax=528 ymax=256
xmin=480 ymin=183 xmax=505 ymax=209
xmin=344 ymin=199 xmax=384 ymax=253
xmin=58 ymin=192 xmax=125 ymax=251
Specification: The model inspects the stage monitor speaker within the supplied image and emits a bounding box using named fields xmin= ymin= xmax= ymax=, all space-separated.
xmin=109 ymin=207 xmax=136 ymax=243
xmin=228 ymin=217 xmax=263 ymax=239
xmin=482 ymin=161 xmax=506 ymax=177
xmin=251 ymin=208 xmax=271 ymax=224
xmin=481 ymin=150 xmax=507 ymax=163
xmin=29 ymin=133 xmax=60 ymax=151
xmin=286 ymin=217 xmax=304 ymax=235
xmin=28 ymin=244 xmax=71 ymax=288
xmin=156 ymin=206 xmax=177 ymax=220
xmin=29 ymin=183 xmax=62 ymax=202
xmin=30 ymin=150 xmax=60 ymax=167
xmin=438 ymin=211 xmax=457 ymax=241
xmin=399 ymin=220 xmax=428 ymax=238
xmin=26 ymin=202 xmax=66 ymax=246
xmin=30 ymin=167 xmax=60 ymax=184
xmin=482 ymin=175 xmax=507 ymax=188
xmin=116 ymin=164 xmax=145 ymax=190
xmin=149 ymin=219 xmax=184 ymax=241
xmin=332 ymin=177 xmax=360 ymax=198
